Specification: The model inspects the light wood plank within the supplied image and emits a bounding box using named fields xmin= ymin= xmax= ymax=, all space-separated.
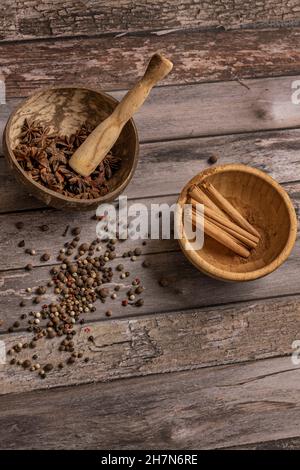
xmin=2 ymin=29 xmax=300 ymax=97
xmin=0 ymin=295 xmax=300 ymax=396
xmin=2 ymin=75 xmax=300 ymax=148
xmin=0 ymin=180 xmax=299 ymax=272
xmin=1 ymin=128 xmax=300 ymax=213
xmin=0 ymin=356 xmax=300 ymax=449
xmin=0 ymin=227 xmax=299 ymax=330
xmin=1 ymin=0 xmax=298 ymax=41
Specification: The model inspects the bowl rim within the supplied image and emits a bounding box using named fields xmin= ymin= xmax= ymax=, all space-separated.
xmin=177 ymin=163 xmax=298 ymax=282
xmin=3 ymin=85 xmax=139 ymax=206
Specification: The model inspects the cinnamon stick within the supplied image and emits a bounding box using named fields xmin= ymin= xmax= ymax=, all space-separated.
xmin=189 ymin=185 xmax=229 ymax=219
xmin=188 ymin=208 xmax=250 ymax=258
xmin=206 ymin=216 xmax=257 ymax=249
xmin=200 ymin=182 xmax=260 ymax=239
xmin=190 ymin=197 xmax=259 ymax=249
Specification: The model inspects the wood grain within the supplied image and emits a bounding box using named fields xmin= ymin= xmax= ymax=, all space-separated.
xmin=2 ymin=29 xmax=300 ymax=97
xmin=1 ymin=128 xmax=300 ymax=213
xmin=0 ymin=172 xmax=299 ymax=269
xmin=228 ymin=436 xmax=300 ymax=449
xmin=1 ymin=0 xmax=299 ymax=41
xmin=2 ymin=73 xmax=300 ymax=157
xmin=1 ymin=295 xmax=300 ymax=396
xmin=1 ymin=356 xmax=300 ymax=449
xmin=0 ymin=223 xmax=299 ymax=330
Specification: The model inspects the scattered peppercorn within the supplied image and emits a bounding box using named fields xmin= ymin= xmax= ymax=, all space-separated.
xmin=16 ymin=221 xmax=24 ymax=230
xmin=72 ymin=227 xmax=81 ymax=236
xmin=18 ymin=240 xmax=25 ymax=247
xmin=25 ymin=263 xmax=33 ymax=271
xmin=208 ymin=155 xmax=218 ymax=164
xmin=159 ymin=278 xmax=170 ymax=287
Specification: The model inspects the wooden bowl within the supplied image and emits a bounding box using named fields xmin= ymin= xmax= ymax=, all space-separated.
xmin=177 ymin=164 xmax=297 ymax=282
xmin=3 ymin=86 xmax=139 ymax=211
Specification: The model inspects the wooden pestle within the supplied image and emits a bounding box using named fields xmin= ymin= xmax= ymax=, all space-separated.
xmin=69 ymin=53 xmax=173 ymax=177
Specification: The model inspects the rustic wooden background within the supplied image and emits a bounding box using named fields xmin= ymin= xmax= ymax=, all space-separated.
xmin=1 ymin=0 xmax=300 ymax=450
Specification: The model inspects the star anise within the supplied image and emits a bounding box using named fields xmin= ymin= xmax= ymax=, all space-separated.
xmin=14 ymin=119 xmax=122 ymax=199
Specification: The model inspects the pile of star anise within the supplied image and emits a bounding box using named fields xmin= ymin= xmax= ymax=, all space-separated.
xmin=14 ymin=119 xmax=121 ymax=199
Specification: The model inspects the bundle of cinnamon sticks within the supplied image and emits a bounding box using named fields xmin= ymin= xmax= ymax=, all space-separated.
xmin=187 ymin=182 xmax=260 ymax=258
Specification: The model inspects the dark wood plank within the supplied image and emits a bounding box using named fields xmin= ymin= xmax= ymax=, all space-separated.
xmin=1 ymin=128 xmax=300 ymax=213
xmin=0 ymin=356 xmax=300 ymax=449
xmin=1 ymin=1 xmax=299 ymax=41
xmin=1 ymin=295 xmax=300 ymax=395
xmin=228 ymin=436 xmax=300 ymax=449
xmin=2 ymin=29 xmax=300 ymax=97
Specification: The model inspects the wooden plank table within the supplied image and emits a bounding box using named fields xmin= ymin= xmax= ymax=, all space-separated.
xmin=1 ymin=1 xmax=300 ymax=450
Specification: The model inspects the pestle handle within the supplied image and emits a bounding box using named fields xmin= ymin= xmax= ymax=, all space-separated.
xmin=69 ymin=54 xmax=173 ymax=177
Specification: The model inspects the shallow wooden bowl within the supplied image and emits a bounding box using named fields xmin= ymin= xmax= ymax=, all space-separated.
xmin=3 ymin=86 xmax=139 ymax=211
xmin=177 ymin=164 xmax=297 ymax=282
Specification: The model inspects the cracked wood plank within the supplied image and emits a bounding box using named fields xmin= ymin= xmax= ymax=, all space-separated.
xmin=1 ymin=127 xmax=300 ymax=212
xmin=1 ymin=0 xmax=300 ymax=41
xmin=0 ymin=355 xmax=300 ymax=449
xmin=0 ymin=295 xmax=300 ymax=396
xmin=2 ymin=29 xmax=300 ymax=97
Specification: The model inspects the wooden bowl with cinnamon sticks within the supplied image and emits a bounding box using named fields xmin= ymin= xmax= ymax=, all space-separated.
xmin=177 ymin=164 xmax=297 ymax=282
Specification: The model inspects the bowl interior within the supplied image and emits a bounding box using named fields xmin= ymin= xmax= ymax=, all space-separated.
xmin=179 ymin=166 xmax=295 ymax=280
xmin=7 ymin=87 xmax=137 ymax=198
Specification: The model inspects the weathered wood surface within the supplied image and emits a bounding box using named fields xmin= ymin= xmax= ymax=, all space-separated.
xmin=228 ymin=436 xmax=300 ymax=449
xmin=1 ymin=74 xmax=300 ymax=161
xmin=0 ymin=228 xmax=299 ymax=330
xmin=2 ymin=29 xmax=300 ymax=97
xmin=1 ymin=0 xmax=299 ymax=41
xmin=0 ymin=295 xmax=300 ymax=396
xmin=1 ymin=128 xmax=300 ymax=213
xmin=0 ymin=180 xmax=299 ymax=271
xmin=0 ymin=356 xmax=300 ymax=449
